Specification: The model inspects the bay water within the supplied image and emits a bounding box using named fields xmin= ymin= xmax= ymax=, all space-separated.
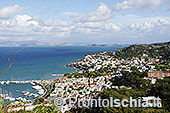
xmin=0 ymin=46 xmax=124 ymax=99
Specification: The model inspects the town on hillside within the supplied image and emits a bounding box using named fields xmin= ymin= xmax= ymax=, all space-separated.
xmin=1 ymin=41 xmax=170 ymax=113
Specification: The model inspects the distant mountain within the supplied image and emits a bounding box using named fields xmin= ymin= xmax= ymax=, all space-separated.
xmin=0 ymin=40 xmax=40 ymax=46
xmin=0 ymin=41 xmax=72 ymax=46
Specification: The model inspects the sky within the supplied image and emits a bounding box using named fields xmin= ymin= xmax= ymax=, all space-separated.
xmin=0 ymin=0 xmax=170 ymax=44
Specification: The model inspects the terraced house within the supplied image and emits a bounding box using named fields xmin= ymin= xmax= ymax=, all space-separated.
xmin=148 ymin=70 xmax=170 ymax=78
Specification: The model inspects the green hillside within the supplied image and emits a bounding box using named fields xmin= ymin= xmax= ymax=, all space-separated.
xmin=106 ymin=41 xmax=170 ymax=61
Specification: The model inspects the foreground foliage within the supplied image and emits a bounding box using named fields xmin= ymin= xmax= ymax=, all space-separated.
xmin=150 ymin=77 xmax=170 ymax=111
xmin=0 ymin=104 xmax=59 ymax=113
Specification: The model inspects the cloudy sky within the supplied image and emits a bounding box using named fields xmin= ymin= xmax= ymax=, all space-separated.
xmin=0 ymin=0 xmax=170 ymax=44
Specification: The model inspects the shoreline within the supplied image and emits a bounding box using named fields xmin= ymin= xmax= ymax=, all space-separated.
xmin=0 ymin=76 xmax=64 ymax=84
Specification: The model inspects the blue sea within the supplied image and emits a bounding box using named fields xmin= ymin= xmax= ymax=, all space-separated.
xmin=0 ymin=46 xmax=124 ymax=99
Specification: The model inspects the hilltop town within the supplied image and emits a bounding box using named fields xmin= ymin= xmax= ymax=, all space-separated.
xmin=67 ymin=41 xmax=170 ymax=77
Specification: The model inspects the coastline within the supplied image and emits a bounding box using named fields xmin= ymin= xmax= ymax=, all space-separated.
xmin=0 ymin=46 xmax=121 ymax=81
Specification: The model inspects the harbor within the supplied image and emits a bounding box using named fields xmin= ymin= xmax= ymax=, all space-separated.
xmin=0 ymin=80 xmax=54 ymax=85
xmin=0 ymin=79 xmax=53 ymax=106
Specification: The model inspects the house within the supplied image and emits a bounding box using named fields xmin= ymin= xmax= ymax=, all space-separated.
xmin=148 ymin=70 xmax=170 ymax=78
xmin=148 ymin=71 xmax=163 ymax=78
xmin=162 ymin=71 xmax=170 ymax=76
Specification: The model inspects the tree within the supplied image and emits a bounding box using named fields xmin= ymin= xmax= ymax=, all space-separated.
xmin=149 ymin=77 xmax=170 ymax=111
xmin=0 ymin=47 xmax=24 ymax=76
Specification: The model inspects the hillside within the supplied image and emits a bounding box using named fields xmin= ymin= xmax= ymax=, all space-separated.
xmin=106 ymin=41 xmax=170 ymax=61
xmin=67 ymin=41 xmax=170 ymax=74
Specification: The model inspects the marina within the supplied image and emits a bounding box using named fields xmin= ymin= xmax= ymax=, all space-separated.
xmin=0 ymin=79 xmax=52 ymax=105
xmin=50 ymin=74 xmax=64 ymax=76
xmin=0 ymin=80 xmax=42 ymax=85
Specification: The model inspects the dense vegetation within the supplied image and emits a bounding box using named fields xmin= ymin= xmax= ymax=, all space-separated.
xmin=106 ymin=41 xmax=170 ymax=61
xmin=150 ymin=77 xmax=170 ymax=111
xmin=0 ymin=103 xmax=59 ymax=113
xmin=113 ymin=67 xmax=149 ymax=86
xmin=71 ymin=75 xmax=170 ymax=113
xmin=70 ymin=89 xmax=169 ymax=113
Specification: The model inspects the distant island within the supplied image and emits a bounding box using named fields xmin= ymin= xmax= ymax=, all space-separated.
xmin=87 ymin=43 xmax=129 ymax=46
xmin=0 ymin=41 xmax=72 ymax=46
xmin=0 ymin=41 xmax=129 ymax=47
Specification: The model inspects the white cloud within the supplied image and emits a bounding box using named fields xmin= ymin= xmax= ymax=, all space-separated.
xmin=32 ymin=15 xmax=40 ymax=20
xmin=69 ymin=13 xmax=81 ymax=18
xmin=125 ymin=19 xmax=170 ymax=37
xmin=0 ymin=14 xmax=169 ymax=43
xmin=76 ymin=3 xmax=116 ymax=22
xmin=157 ymin=18 xmax=170 ymax=25
xmin=0 ymin=14 xmax=74 ymax=40
xmin=0 ymin=4 xmax=26 ymax=19
xmin=76 ymin=21 xmax=122 ymax=31
xmin=112 ymin=0 xmax=166 ymax=11
xmin=113 ymin=14 xmax=170 ymax=25
xmin=43 ymin=19 xmax=73 ymax=27
xmin=9 ymin=15 xmax=38 ymax=26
